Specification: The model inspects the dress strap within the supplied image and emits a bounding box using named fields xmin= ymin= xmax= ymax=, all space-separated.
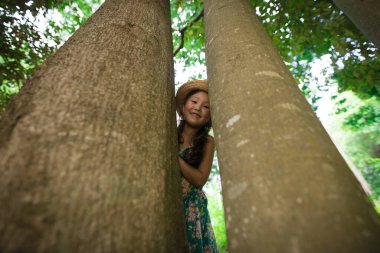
xmin=179 ymin=146 xmax=191 ymax=153
xmin=179 ymin=145 xmax=193 ymax=153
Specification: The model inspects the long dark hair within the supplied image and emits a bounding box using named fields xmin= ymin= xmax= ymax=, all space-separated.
xmin=178 ymin=89 xmax=212 ymax=166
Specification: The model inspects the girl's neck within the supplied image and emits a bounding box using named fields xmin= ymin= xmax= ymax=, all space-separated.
xmin=182 ymin=122 xmax=200 ymax=146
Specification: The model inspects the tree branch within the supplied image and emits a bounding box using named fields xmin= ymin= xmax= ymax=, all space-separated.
xmin=173 ymin=8 xmax=204 ymax=57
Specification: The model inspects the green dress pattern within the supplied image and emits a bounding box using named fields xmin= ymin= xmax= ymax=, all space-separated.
xmin=179 ymin=148 xmax=219 ymax=253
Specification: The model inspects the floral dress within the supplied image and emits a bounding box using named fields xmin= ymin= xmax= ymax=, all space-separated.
xmin=179 ymin=147 xmax=219 ymax=253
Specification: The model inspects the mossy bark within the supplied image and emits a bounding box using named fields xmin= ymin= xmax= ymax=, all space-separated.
xmin=204 ymin=0 xmax=380 ymax=252
xmin=0 ymin=0 xmax=186 ymax=252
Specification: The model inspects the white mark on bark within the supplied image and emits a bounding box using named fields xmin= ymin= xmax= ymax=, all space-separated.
xmin=226 ymin=114 xmax=240 ymax=128
xmin=255 ymin=70 xmax=284 ymax=79
xmin=327 ymin=194 xmax=339 ymax=199
xmin=228 ymin=181 xmax=248 ymax=200
xmin=276 ymin=102 xmax=302 ymax=112
xmin=291 ymin=237 xmax=300 ymax=253
xmin=322 ymin=162 xmax=335 ymax=172
xmin=234 ymin=228 xmax=239 ymax=234
xmin=362 ymin=230 xmax=372 ymax=237
xmin=230 ymin=239 xmax=239 ymax=249
xmin=274 ymin=134 xmax=293 ymax=141
xmin=243 ymin=218 xmax=249 ymax=224
xmin=22 ymin=194 xmax=32 ymax=203
xmin=84 ymin=135 xmax=94 ymax=142
xmin=236 ymin=139 xmax=249 ymax=147
xmin=226 ymin=215 xmax=232 ymax=229
xmin=205 ymin=8 xmax=212 ymax=18
xmin=207 ymin=37 xmax=215 ymax=46
xmin=356 ymin=216 xmax=364 ymax=224
xmin=250 ymin=153 xmax=255 ymax=158
xmin=246 ymin=44 xmax=255 ymax=49
xmin=234 ymin=28 xmax=240 ymax=33
xmin=296 ymin=197 xmax=303 ymax=204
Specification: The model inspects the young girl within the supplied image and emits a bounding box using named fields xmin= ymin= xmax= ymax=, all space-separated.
xmin=176 ymin=80 xmax=219 ymax=253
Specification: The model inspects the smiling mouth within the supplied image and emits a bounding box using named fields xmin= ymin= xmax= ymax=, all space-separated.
xmin=190 ymin=112 xmax=200 ymax=118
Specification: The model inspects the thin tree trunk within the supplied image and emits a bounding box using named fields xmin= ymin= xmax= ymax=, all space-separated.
xmin=0 ymin=0 xmax=186 ymax=252
xmin=204 ymin=0 xmax=380 ymax=252
xmin=332 ymin=0 xmax=380 ymax=49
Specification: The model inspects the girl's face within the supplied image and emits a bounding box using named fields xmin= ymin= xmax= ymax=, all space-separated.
xmin=182 ymin=91 xmax=211 ymax=128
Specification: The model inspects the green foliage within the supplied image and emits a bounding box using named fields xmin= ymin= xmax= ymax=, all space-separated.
xmin=247 ymin=0 xmax=379 ymax=99
xmin=171 ymin=0 xmax=205 ymax=67
xmin=0 ymin=0 xmax=103 ymax=111
xmin=334 ymin=92 xmax=380 ymax=131
xmin=328 ymin=91 xmax=380 ymax=209
xmin=204 ymin=169 xmax=228 ymax=253
xmin=343 ymin=104 xmax=380 ymax=131
xmin=0 ymin=1 xmax=54 ymax=109
xmin=332 ymin=55 xmax=380 ymax=98
xmin=2 ymin=0 xmax=379 ymax=111
xmin=171 ymin=0 xmax=379 ymax=103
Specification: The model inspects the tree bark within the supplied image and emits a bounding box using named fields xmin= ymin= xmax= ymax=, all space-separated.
xmin=0 ymin=0 xmax=187 ymax=252
xmin=204 ymin=0 xmax=380 ymax=252
xmin=332 ymin=0 xmax=380 ymax=49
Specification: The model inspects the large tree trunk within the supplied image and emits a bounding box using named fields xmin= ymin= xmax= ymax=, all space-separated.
xmin=0 ymin=0 xmax=186 ymax=252
xmin=332 ymin=0 xmax=380 ymax=49
xmin=204 ymin=0 xmax=380 ymax=252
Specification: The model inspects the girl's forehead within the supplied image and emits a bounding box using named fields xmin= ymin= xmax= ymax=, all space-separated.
xmin=189 ymin=91 xmax=209 ymax=101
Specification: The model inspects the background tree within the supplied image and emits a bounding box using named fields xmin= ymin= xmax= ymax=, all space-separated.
xmin=331 ymin=0 xmax=380 ymax=49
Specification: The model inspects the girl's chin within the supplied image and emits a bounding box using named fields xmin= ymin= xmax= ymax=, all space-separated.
xmin=185 ymin=121 xmax=205 ymax=129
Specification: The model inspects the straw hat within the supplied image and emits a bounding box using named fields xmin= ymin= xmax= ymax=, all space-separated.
xmin=176 ymin=80 xmax=208 ymax=116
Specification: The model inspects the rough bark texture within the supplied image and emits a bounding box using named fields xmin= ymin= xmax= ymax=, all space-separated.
xmin=0 ymin=0 xmax=187 ymax=252
xmin=332 ymin=0 xmax=380 ymax=49
xmin=204 ymin=0 xmax=380 ymax=252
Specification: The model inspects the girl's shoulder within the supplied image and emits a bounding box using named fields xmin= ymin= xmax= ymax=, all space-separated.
xmin=206 ymin=135 xmax=215 ymax=145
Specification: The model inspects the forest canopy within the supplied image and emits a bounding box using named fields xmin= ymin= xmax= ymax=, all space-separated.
xmin=1 ymin=1 xmax=379 ymax=145
xmin=1 ymin=0 xmax=379 ymax=108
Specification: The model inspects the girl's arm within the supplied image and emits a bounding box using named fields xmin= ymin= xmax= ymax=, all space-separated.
xmin=179 ymin=136 xmax=215 ymax=188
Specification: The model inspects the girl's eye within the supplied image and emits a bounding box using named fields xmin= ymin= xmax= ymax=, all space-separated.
xmin=192 ymin=100 xmax=197 ymax=104
xmin=204 ymin=106 xmax=209 ymax=109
